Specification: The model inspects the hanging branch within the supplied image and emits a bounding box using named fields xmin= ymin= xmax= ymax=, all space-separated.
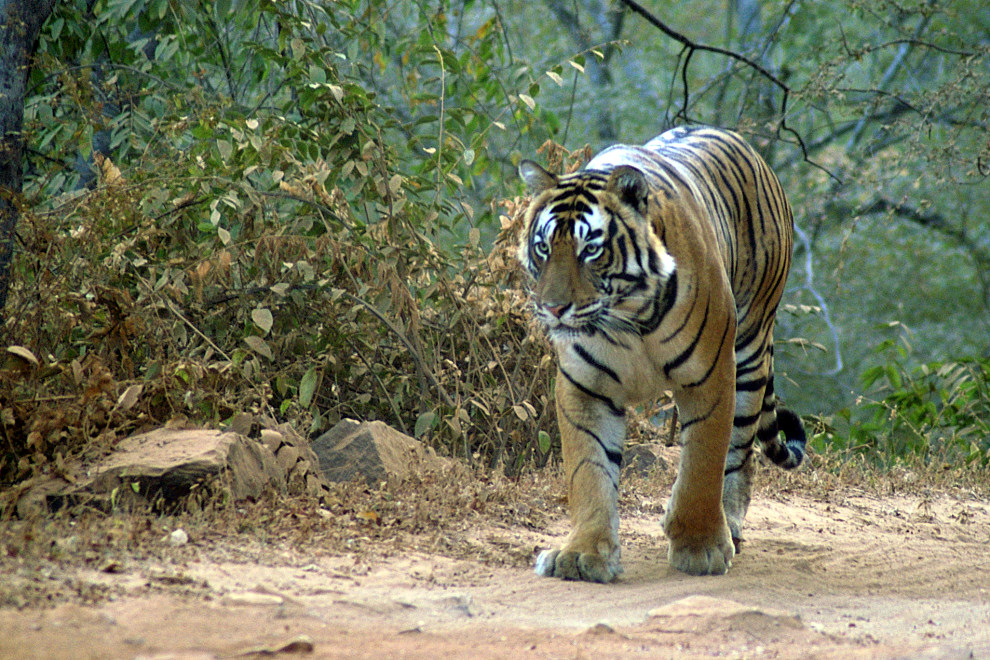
xmin=616 ymin=0 xmax=836 ymax=182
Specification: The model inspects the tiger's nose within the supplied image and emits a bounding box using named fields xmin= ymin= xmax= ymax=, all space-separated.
xmin=545 ymin=303 xmax=569 ymax=318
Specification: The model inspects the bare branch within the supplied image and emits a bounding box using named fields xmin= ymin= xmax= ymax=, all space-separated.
xmin=845 ymin=12 xmax=933 ymax=151
xmin=615 ymin=0 xmax=838 ymax=183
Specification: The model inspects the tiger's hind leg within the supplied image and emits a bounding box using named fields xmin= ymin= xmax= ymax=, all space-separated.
xmin=723 ymin=347 xmax=807 ymax=549
xmin=721 ymin=401 xmax=760 ymax=550
xmin=721 ymin=346 xmax=774 ymax=549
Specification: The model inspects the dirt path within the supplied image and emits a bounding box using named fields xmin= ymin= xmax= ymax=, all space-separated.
xmin=2 ymin=484 xmax=988 ymax=659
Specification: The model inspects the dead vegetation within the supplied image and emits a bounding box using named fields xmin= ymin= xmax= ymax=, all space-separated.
xmin=0 ymin=159 xmax=556 ymax=495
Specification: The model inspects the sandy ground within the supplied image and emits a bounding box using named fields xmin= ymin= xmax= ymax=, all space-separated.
xmin=1 ymin=480 xmax=988 ymax=659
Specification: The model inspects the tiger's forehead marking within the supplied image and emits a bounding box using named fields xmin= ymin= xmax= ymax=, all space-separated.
xmin=536 ymin=206 xmax=607 ymax=250
xmin=535 ymin=178 xmax=610 ymax=246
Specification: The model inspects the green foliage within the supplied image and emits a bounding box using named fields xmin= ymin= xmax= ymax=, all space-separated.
xmin=818 ymin=331 xmax=990 ymax=467
xmin=2 ymin=0 xmax=563 ymax=487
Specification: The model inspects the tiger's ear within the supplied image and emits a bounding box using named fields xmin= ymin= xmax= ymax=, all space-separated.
xmin=606 ymin=165 xmax=649 ymax=210
xmin=519 ymin=160 xmax=559 ymax=194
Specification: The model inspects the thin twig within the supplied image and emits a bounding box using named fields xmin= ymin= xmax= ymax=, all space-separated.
xmin=345 ymin=293 xmax=455 ymax=409
xmin=343 ymin=335 xmax=409 ymax=435
xmin=165 ymin=299 xmax=232 ymax=362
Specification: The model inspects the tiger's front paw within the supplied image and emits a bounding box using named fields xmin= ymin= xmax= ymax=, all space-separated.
xmin=667 ymin=534 xmax=734 ymax=575
xmin=664 ymin=514 xmax=735 ymax=576
xmin=534 ymin=547 xmax=622 ymax=583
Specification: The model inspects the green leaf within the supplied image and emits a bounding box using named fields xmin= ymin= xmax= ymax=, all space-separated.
xmin=414 ymin=411 xmax=436 ymax=438
xmin=538 ymin=430 xmax=551 ymax=454
xmin=217 ymin=139 xmax=232 ymax=162
xmin=251 ymin=308 xmax=274 ymax=335
xmin=299 ymin=367 xmax=319 ymax=408
xmin=80 ymin=124 xmax=93 ymax=159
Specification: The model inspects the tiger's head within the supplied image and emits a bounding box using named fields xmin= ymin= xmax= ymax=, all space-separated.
xmin=517 ymin=160 xmax=676 ymax=341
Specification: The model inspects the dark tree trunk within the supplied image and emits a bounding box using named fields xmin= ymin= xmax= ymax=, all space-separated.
xmin=0 ymin=0 xmax=55 ymax=321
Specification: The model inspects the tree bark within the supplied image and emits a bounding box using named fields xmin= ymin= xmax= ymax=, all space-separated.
xmin=0 ymin=0 xmax=55 ymax=321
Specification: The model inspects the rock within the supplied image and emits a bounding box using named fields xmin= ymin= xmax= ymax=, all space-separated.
xmin=276 ymin=443 xmax=303 ymax=473
xmin=18 ymin=429 xmax=286 ymax=515
xmin=168 ymin=529 xmax=189 ymax=546
xmin=257 ymin=422 xmax=332 ymax=501
xmin=85 ymin=429 xmax=286 ymax=501
xmin=647 ymin=595 xmax=803 ymax=633
xmin=259 ymin=428 xmax=284 ymax=454
xmin=312 ymin=419 xmax=447 ymax=484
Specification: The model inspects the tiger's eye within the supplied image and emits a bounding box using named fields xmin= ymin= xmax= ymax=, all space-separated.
xmin=581 ymin=243 xmax=603 ymax=261
xmin=534 ymin=240 xmax=550 ymax=258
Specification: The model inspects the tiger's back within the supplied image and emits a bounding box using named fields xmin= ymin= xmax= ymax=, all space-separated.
xmin=519 ymin=126 xmax=805 ymax=581
xmin=591 ymin=126 xmax=793 ymax=321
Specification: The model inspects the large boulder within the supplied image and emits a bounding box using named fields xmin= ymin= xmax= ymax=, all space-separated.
xmin=86 ymin=428 xmax=286 ymax=501
xmin=11 ymin=429 xmax=287 ymax=517
xmin=311 ymin=419 xmax=447 ymax=484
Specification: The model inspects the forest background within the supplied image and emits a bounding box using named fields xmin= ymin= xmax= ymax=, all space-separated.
xmin=1 ymin=0 xmax=988 ymax=490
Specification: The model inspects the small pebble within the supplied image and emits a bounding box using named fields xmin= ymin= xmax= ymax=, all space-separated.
xmin=168 ymin=529 xmax=189 ymax=546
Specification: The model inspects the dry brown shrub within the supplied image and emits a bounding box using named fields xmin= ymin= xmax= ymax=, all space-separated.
xmin=0 ymin=148 xmax=567 ymax=490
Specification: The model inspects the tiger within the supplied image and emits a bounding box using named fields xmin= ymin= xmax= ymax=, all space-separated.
xmin=517 ymin=125 xmax=806 ymax=581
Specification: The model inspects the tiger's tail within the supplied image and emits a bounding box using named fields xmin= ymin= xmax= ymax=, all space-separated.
xmin=760 ymin=406 xmax=806 ymax=470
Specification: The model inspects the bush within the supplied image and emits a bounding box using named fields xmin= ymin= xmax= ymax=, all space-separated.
xmin=817 ymin=331 xmax=990 ymax=467
xmin=1 ymin=0 xmax=568 ymax=488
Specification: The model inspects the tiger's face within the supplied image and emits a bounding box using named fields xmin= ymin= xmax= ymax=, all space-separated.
xmin=517 ymin=161 xmax=676 ymax=341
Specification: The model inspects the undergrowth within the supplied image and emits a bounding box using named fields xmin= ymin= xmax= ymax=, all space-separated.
xmin=0 ymin=0 xmax=583 ymax=489
xmin=811 ymin=332 xmax=990 ymax=470
xmin=0 ymin=139 xmax=586 ymax=488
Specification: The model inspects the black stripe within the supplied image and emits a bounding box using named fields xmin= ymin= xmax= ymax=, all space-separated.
xmin=735 ymin=377 xmax=767 ymax=393
xmin=559 ymin=366 xmax=625 ymax=417
xmin=561 ymin=409 xmax=623 ymax=468
xmin=570 ymin=458 xmax=619 ymax=492
xmin=730 ymin=433 xmax=757 ymax=451
xmin=640 ymin=270 xmax=678 ymax=335
xmin=675 ymin=399 xmax=719 ymax=434
xmin=663 ymin=299 xmax=710 ymax=377
xmin=734 ymin=412 xmax=761 ymax=428
xmin=724 ymin=448 xmax=753 ymax=475
xmin=573 ymin=344 xmax=622 ymax=385
xmin=682 ymin=311 xmax=731 ymax=389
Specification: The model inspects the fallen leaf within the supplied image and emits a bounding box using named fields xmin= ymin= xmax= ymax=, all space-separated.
xmin=355 ymin=510 xmax=380 ymax=525
xmin=115 ymin=384 xmax=143 ymax=412
xmin=251 ymin=308 xmax=274 ymax=335
xmin=244 ymin=335 xmax=273 ymax=360
xmin=5 ymin=345 xmax=39 ymax=367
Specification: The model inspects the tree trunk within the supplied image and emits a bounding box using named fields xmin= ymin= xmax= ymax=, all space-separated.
xmin=0 ymin=0 xmax=55 ymax=321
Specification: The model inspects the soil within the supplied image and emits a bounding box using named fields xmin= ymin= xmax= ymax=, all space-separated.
xmin=1 ymin=465 xmax=989 ymax=659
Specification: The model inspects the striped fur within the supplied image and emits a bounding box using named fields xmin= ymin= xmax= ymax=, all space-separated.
xmin=518 ymin=126 xmax=806 ymax=580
